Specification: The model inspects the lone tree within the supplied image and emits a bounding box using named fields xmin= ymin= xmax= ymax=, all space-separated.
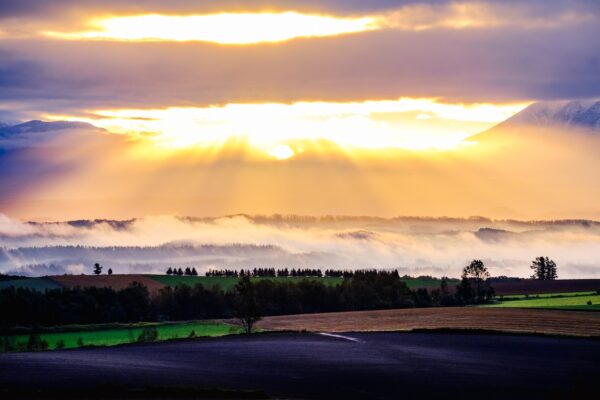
xmin=235 ymin=276 xmax=261 ymax=334
xmin=93 ymin=263 xmax=102 ymax=275
xmin=531 ymin=257 xmax=557 ymax=280
xmin=108 ymin=268 xmax=113 ymax=276
xmin=457 ymin=259 xmax=494 ymax=304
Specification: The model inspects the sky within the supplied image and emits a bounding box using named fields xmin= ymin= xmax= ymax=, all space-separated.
xmin=0 ymin=0 xmax=599 ymax=219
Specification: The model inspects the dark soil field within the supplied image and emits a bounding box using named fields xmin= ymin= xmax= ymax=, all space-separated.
xmin=0 ymin=332 xmax=597 ymax=399
xmin=258 ymin=307 xmax=600 ymax=337
xmin=492 ymin=279 xmax=600 ymax=295
xmin=50 ymin=274 xmax=166 ymax=294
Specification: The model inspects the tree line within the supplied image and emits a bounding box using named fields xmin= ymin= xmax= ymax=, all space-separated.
xmin=167 ymin=267 xmax=199 ymax=276
xmin=204 ymin=268 xmax=352 ymax=278
xmin=1 ymin=261 xmax=495 ymax=331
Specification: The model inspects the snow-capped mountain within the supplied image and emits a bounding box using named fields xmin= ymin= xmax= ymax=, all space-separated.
xmin=497 ymin=100 xmax=600 ymax=130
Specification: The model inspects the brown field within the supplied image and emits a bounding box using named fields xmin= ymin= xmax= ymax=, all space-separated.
xmin=493 ymin=279 xmax=600 ymax=295
xmin=50 ymin=274 xmax=165 ymax=294
xmin=257 ymin=307 xmax=600 ymax=337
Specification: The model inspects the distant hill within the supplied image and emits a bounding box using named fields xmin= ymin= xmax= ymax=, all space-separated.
xmin=0 ymin=120 xmax=101 ymax=138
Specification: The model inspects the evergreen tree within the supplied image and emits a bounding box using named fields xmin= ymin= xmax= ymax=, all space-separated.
xmin=167 ymin=267 xmax=173 ymax=275
xmin=108 ymin=268 xmax=113 ymax=275
xmin=93 ymin=263 xmax=102 ymax=275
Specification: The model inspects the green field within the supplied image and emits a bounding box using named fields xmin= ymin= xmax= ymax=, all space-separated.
xmin=497 ymin=291 xmax=597 ymax=300
xmin=2 ymin=321 xmax=241 ymax=352
xmin=147 ymin=275 xmax=344 ymax=290
xmin=483 ymin=292 xmax=600 ymax=311
xmin=0 ymin=277 xmax=62 ymax=292
xmin=402 ymin=278 xmax=459 ymax=289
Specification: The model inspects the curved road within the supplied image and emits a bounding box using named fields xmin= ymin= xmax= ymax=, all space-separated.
xmin=0 ymin=332 xmax=598 ymax=399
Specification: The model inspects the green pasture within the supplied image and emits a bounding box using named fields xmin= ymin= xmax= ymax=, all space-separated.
xmin=483 ymin=292 xmax=600 ymax=311
xmin=2 ymin=321 xmax=240 ymax=352
xmin=497 ymin=291 xmax=597 ymax=300
xmin=0 ymin=278 xmax=62 ymax=292
xmin=402 ymin=278 xmax=459 ymax=289
xmin=148 ymin=275 xmax=344 ymax=290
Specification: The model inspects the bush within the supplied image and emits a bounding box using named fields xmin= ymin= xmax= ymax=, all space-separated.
xmin=188 ymin=330 xmax=196 ymax=338
xmin=27 ymin=334 xmax=48 ymax=351
xmin=77 ymin=337 xmax=84 ymax=347
xmin=138 ymin=327 xmax=159 ymax=343
xmin=0 ymin=336 xmax=16 ymax=352
xmin=587 ymin=300 xmax=593 ymax=306
xmin=55 ymin=339 xmax=66 ymax=349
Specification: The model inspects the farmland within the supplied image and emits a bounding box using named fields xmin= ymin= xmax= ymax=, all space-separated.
xmin=257 ymin=307 xmax=600 ymax=337
xmin=483 ymin=292 xmax=600 ymax=311
xmin=1 ymin=332 xmax=598 ymax=399
xmin=0 ymin=278 xmax=61 ymax=292
xmin=2 ymin=321 xmax=240 ymax=351
xmin=0 ymin=274 xmax=457 ymax=293
xmin=148 ymin=275 xmax=344 ymax=290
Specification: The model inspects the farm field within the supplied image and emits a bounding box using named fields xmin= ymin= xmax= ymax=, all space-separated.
xmin=148 ymin=275 xmax=344 ymax=290
xmin=492 ymin=279 xmax=600 ymax=295
xmin=1 ymin=332 xmax=598 ymax=399
xmin=51 ymin=274 xmax=165 ymax=294
xmin=402 ymin=277 xmax=459 ymax=289
xmin=2 ymin=321 xmax=240 ymax=351
xmin=483 ymin=292 xmax=600 ymax=310
xmin=257 ymin=307 xmax=600 ymax=337
xmin=0 ymin=278 xmax=61 ymax=292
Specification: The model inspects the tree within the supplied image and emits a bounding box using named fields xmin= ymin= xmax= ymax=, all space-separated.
xmin=530 ymin=257 xmax=557 ymax=280
xmin=234 ymin=276 xmax=261 ymax=334
xmin=177 ymin=268 xmax=184 ymax=276
xmin=137 ymin=327 xmax=159 ymax=342
xmin=167 ymin=267 xmax=173 ymax=275
xmin=191 ymin=268 xmax=198 ymax=276
xmin=93 ymin=263 xmax=102 ymax=275
xmin=27 ymin=333 xmax=48 ymax=351
xmin=108 ymin=268 xmax=113 ymax=276
xmin=185 ymin=267 xmax=192 ymax=276
xmin=457 ymin=260 xmax=494 ymax=304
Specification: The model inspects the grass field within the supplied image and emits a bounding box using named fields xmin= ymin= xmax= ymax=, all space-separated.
xmin=147 ymin=275 xmax=344 ymax=290
xmin=484 ymin=292 xmax=600 ymax=310
xmin=3 ymin=321 xmax=241 ymax=351
xmin=0 ymin=278 xmax=62 ymax=292
xmin=402 ymin=278 xmax=459 ymax=289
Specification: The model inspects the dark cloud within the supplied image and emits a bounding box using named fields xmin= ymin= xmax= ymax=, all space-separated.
xmin=0 ymin=14 xmax=599 ymax=118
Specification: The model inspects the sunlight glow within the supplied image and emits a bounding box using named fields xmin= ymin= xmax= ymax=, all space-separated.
xmin=44 ymin=12 xmax=377 ymax=44
xmin=45 ymin=98 xmax=528 ymax=157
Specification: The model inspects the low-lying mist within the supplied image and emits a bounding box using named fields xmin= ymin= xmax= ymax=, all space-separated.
xmin=1 ymin=214 xmax=599 ymax=279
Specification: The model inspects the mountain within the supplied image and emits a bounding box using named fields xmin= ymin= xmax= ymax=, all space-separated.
xmin=0 ymin=120 xmax=101 ymax=138
xmin=494 ymin=100 xmax=600 ymax=131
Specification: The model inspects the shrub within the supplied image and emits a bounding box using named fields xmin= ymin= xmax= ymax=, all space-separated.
xmin=27 ymin=334 xmax=48 ymax=351
xmin=77 ymin=337 xmax=84 ymax=347
xmin=587 ymin=300 xmax=593 ymax=306
xmin=188 ymin=330 xmax=196 ymax=338
xmin=0 ymin=336 xmax=16 ymax=352
xmin=55 ymin=339 xmax=66 ymax=349
xmin=138 ymin=327 xmax=159 ymax=343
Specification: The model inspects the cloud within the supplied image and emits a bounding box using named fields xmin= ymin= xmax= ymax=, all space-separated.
xmin=6 ymin=263 xmax=85 ymax=277
xmin=0 ymin=0 xmax=598 ymax=118
xmin=1 ymin=214 xmax=600 ymax=278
